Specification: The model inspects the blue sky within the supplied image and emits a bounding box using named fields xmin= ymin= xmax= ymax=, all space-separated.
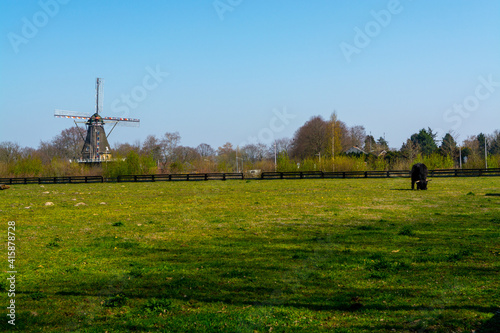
xmin=1 ymin=0 xmax=499 ymax=150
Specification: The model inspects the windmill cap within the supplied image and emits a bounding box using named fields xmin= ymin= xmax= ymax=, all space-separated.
xmin=88 ymin=113 xmax=104 ymax=124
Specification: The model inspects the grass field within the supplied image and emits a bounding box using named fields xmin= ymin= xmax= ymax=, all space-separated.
xmin=1 ymin=177 xmax=499 ymax=332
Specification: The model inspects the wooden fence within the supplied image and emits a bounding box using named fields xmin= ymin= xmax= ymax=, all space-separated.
xmin=1 ymin=168 xmax=499 ymax=185
xmin=116 ymin=173 xmax=244 ymax=182
xmin=260 ymin=168 xmax=500 ymax=180
xmin=0 ymin=176 xmax=105 ymax=185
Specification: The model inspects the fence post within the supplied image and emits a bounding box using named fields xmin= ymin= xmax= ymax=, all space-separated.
xmin=343 ymin=172 xmax=346 ymax=178
xmin=187 ymin=174 xmax=190 ymax=181
xmin=205 ymin=174 xmax=208 ymax=181
xmin=364 ymin=171 xmax=368 ymax=178
xmin=223 ymin=173 xmax=226 ymax=181
xmin=280 ymin=172 xmax=284 ymax=179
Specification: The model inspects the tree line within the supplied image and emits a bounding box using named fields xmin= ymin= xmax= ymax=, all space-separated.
xmin=1 ymin=112 xmax=499 ymax=177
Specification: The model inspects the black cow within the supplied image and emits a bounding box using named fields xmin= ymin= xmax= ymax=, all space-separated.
xmin=411 ymin=163 xmax=430 ymax=190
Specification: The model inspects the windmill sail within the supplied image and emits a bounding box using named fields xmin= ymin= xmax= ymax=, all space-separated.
xmin=54 ymin=109 xmax=92 ymax=121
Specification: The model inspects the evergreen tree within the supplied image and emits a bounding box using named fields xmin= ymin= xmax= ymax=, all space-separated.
xmin=364 ymin=135 xmax=376 ymax=153
xmin=377 ymin=137 xmax=389 ymax=151
xmin=410 ymin=128 xmax=438 ymax=155
xmin=477 ymin=133 xmax=486 ymax=157
xmin=440 ymin=133 xmax=457 ymax=158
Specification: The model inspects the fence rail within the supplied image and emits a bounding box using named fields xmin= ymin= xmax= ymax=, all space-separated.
xmin=1 ymin=168 xmax=500 ymax=185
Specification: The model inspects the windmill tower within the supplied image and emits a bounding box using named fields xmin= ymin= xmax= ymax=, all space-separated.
xmin=55 ymin=78 xmax=140 ymax=163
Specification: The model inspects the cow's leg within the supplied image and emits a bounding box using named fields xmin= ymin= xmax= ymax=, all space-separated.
xmin=411 ymin=181 xmax=415 ymax=190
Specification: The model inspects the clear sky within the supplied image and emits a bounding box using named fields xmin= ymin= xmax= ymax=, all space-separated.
xmin=1 ymin=0 xmax=499 ymax=150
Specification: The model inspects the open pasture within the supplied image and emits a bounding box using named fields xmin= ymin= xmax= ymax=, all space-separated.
xmin=1 ymin=177 xmax=499 ymax=332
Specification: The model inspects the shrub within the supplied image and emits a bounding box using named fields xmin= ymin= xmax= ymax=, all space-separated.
xmin=332 ymin=155 xmax=365 ymax=172
xmin=103 ymin=151 xmax=156 ymax=177
xmin=487 ymin=155 xmax=499 ymax=168
xmin=463 ymin=153 xmax=485 ymax=169
xmin=9 ymin=155 xmax=43 ymax=177
xmin=276 ymin=152 xmax=297 ymax=172
xmin=370 ymin=157 xmax=389 ymax=171
xmin=412 ymin=153 xmax=454 ymax=170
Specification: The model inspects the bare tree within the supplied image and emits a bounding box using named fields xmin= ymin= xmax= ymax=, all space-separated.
xmin=51 ymin=126 xmax=86 ymax=160
xmin=113 ymin=142 xmax=140 ymax=156
xmin=268 ymin=138 xmax=293 ymax=158
xmin=346 ymin=125 xmax=366 ymax=148
xmin=174 ymin=146 xmax=200 ymax=163
xmin=290 ymin=116 xmax=328 ymax=159
xmin=196 ymin=143 xmax=215 ymax=158
xmin=242 ymin=143 xmax=267 ymax=162
xmin=217 ymin=142 xmax=236 ymax=172
xmin=0 ymin=141 xmax=22 ymax=163
xmin=37 ymin=140 xmax=59 ymax=164
xmin=160 ymin=132 xmax=181 ymax=163
xmin=142 ymin=135 xmax=162 ymax=161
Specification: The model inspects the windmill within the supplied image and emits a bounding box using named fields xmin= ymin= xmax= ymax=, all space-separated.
xmin=55 ymin=78 xmax=140 ymax=163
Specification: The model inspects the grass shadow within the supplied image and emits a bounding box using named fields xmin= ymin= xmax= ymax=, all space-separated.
xmin=477 ymin=311 xmax=500 ymax=333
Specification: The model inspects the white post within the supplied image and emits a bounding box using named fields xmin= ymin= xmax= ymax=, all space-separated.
xmin=485 ymin=139 xmax=488 ymax=169
xmin=274 ymin=141 xmax=277 ymax=172
xmin=459 ymin=147 xmax=462 ymax=169
xmin=236 ymin=147 xmax=239 ymax=173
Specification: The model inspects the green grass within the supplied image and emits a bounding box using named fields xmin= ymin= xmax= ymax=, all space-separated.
xmin=1 ymin=177 xmax=499 ymax=332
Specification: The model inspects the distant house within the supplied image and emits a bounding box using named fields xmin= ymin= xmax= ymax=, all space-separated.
xmin=345 ymin=146 xmax=367 ymax=155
